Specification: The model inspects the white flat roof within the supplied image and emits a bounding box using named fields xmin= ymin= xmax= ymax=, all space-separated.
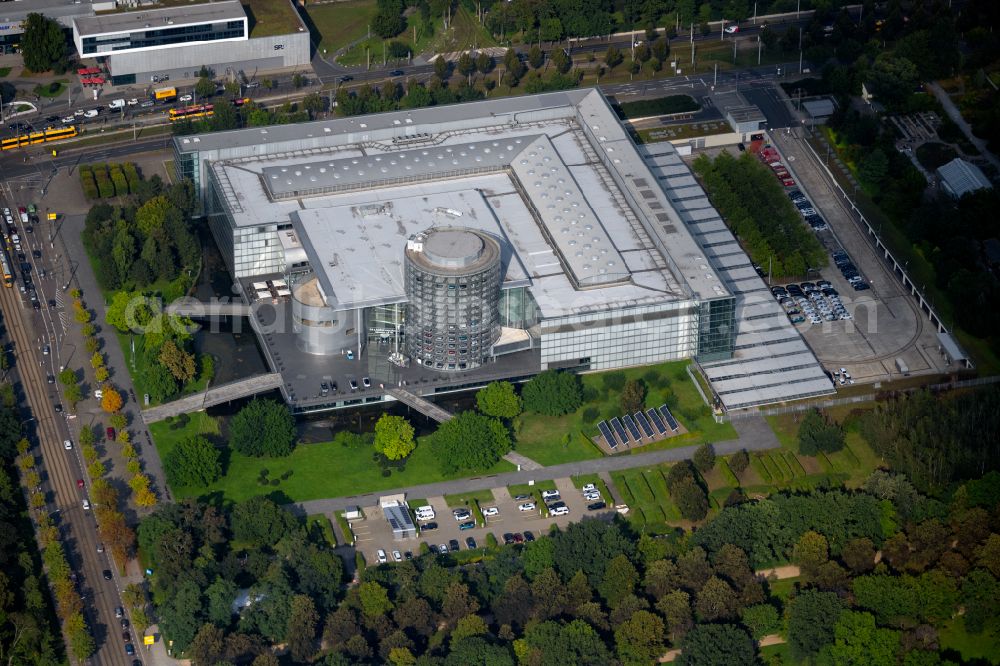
xmin=74 ymin=0 xmax=245 ymax=37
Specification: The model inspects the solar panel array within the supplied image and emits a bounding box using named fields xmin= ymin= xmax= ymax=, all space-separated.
xmin=634 ymin=411 xmax=654 ymax=438
xmin=611 ymin=418 xmax=629 ymax=443
xmin=598 ymin=421 xmax=618 ymax=449
xmin=622 ymin=414 xmax=641 ymax=441
xmin=658 ymin=404 xmax=679 ymax=431
xmin=647 ymin=409 xmax=667 ymax=434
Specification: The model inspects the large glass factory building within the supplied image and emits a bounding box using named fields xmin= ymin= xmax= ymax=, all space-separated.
xmin=174 ymin=89 xmax=832 ymax=410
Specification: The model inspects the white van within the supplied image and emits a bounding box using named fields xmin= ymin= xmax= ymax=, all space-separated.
xmin=108 ymin=99 xmax=126 ymax=110
xmin=414 ymin=505 xmax=435 ymax=520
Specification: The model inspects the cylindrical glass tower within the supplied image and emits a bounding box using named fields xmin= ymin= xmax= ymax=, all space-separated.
xmin=404 ymin=227 xmax=502 ymax=371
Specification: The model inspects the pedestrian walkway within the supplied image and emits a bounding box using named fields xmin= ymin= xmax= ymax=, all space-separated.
xmin=141 ymin=372 xmax=283 ymax=422
xmin=927 ymin=82 xmax=1000 ymax=173
xmin=292 ymin=416 xmax=777 ymax=515
xmin=503 ymin=451 xmax=543 ymax=471
xmin=385 ymin=386 xmax=454 ymax=423
xmin=599 ymin=471 xmax=624 ymax=505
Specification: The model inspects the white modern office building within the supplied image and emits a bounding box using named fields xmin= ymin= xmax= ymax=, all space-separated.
xmin=71 ymin=0 xmax=309 ymax=86
xmin=174 ymin=89 xmax=833 ymax=408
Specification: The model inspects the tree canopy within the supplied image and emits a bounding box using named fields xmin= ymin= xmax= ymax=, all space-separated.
xmin=374 ymin=414 xmax=416 ymax=461
xmin=429 ymin=412 xmax=511 ymax=474
xmin=798 ymin=409 xmax=845 ymax=456
xmin=22 ymin=13 xmax=66 ymax=73
xmin=229 ymin=399 xmax=297 ymax=457
xmin=163 ymin=435 xmax=221 ymax=488
xmin=521 ymin=370 xmax=583 ymax=416
xmin=476 ymin=381 xmax=523 ymax=419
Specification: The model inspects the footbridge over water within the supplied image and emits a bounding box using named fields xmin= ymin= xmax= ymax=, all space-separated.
xmin=385 ymin=387 xmax=454 ymax=423
xmin=141 ymin=373 xmax=284 ymax=423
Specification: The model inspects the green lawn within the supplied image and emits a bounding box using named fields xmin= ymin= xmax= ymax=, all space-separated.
xmin=34 ymin=80 xmax=68 ymax=98
xmin=151 ymin=426 xmax=516 ymax=504
xmin=514 ymin=360 xmax=735 ymax=466
xmin=611 ymin=466 xmax=681 ymax=532
xmin=938 ymin=617 xmax=1000 ymax=664
xmin=305 ymin=0 xmax=380 ymax=55
xmin=148 ymin=411 xmax=221 ymax=450
xmin=570 ymin=473 xmax=612 ymax=502
xmin=759 ymin=641 xmax=793 ymax=665
xmin=243 ymin=0 xmax=302 ymax=38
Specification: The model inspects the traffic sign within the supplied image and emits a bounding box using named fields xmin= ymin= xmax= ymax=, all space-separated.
xmin=143 ymin=635 xmax=155 ymax=645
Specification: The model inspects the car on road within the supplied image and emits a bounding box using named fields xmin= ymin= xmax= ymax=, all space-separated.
xmin=339 ymin=75 xmax=354 ymax=83
xmin=97 ymin=543 xmax=105 ymax=553
xmin=392 ymin=550 xmax=402 ymax=562
xmin=390 ymin=69 xmax=405 ymax=76
xmin=448 ymin=539 xmax=460 ymax=552
xmin=458 ymin=521 xmax=475 ymax=530
xmin=127 ymin=98 xmax=139 ymax=106
xmin=481 ymin=506 xmax=499 ymax=517
xmin=523 ymin=530 xmax=535 ymax=542
xmin=518 ymin=502 xmax=536 ymax=512
xmin=140 ymin=100 xmax=154 ymax=108
xmin=120 ymin=618 xmax=128 ymax=629
xmin=376 ymin=549 xmax=387 ymax=564
xmin=125 ymin=643 xmax=135 ymax=656
xmin=725 ymin=25 xmax=739 ymax=34
xmin=82 ymin=498 xmax=90 ymax=510
xmin=103 ymin=569 xmax=113 ymax=581
xmin=115 ymin=606 xmax=124 ymax=618
xmin=77 ymin=478 xmax=85 ymax=489
xmin=179 ymin=94 xmax=193 ymax=102
xmin=106 ymin=427 xmax=115 ymax=440
xmin=42 ymin=345 xmax=49 ymax=355
xmin=74 ymin=109 xmax=85 ymax=117
xmin=63 ymin=439 xmax=72 ymax=450
xmin=61 ymin=115 xmax=76 ymax=124
xmin=54 ymin=403 xmax=63 ymax=413
xmin=420 ymin=521 xmax=438 ymax=531
xmin=45 ymin=115 xmax=60 ymax=124
xmin=47 ymin=375 xmax=55 ymax=384
xmin=83 ymin=110 xmax=99 ymax=119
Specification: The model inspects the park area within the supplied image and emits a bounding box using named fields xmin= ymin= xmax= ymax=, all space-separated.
xmin=149 ymin=412 xmax=515 ymax=503
xmin=513 ymin=360 xmax=735 ymax=466
xmin=611 ymin=405 xmax=885 ymax=535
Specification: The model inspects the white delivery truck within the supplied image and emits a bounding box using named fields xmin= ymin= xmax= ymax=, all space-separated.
xmin=108 ymin=99 xmax=126 ymax=110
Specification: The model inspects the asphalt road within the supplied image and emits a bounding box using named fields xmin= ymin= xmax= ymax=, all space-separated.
xmin=0 ymin=190 xmax=137 ymax=666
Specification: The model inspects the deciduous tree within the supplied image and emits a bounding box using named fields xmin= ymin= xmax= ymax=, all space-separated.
xmin=476 ymin=381 xmax=522 ymax=419
xmin=229 ymin=398 xmax=297 ymax=457
xmin=101 ymin=388 xmax=123 ymax=414
xmin=678 ymin=623 xmax=755 ymax=666
xmin=693 ymin=443 xmax=716 ymax=472
xmin=374 ymin=414 xmax=416 ymax=460
xmin=614 ymin=610 xmax=664 ymax=665
xmin=163 ymin=435 xmax=221 ymax=488
xmin=620 ymin=379 xmax=646 ymax=415
xmin=429 ymin=411 xmax=511 ymax=474
xmin=522 ymin=370 xmax=582 ymax=416
xmin=158 ymin=340 xmax=197 ymax=383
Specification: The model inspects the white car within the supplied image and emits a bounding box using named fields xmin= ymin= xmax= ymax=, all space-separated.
xmin=581 ymin=483 xmax=597 ymax=493
xmin=541 ymin=490 xmax=560 ymax=500
xmin=725 ymin=25 xmax=740 ymax=34
xmin=376 ymin=549 xmax=387 ymax=564
xmin=73 ymin=109 xmax=85 ymax=116
xmin=518 ymin=502 xmax=536 ymax=512
xmin=392 ymin=550 xmax=402 ymax=562
xmin=584 ymin=491 xmax=602 ymax=501
xmin=82 ymin=499 xmax=90 ymax=510
xmin=481 ymin=506 xmax=499 ymax=517
xmin=453 ymin=511 xmax=471 ymax=522
xmin=94 ymin=389 xmax=103 ymax=399
xmin=179 ymin=94 xmax=193 ymax=102
xmin=127 ymin=98 xmax=139 ymax=106
xmin=61 ymin=116 xmax=76 ymax=124
xmin=83 ymin=109 xmax=99 ymax=118
xmin=551 ymin=506 xmax=570 ymax=516
xmin=63 ymin=439 xmax=72 ymax=450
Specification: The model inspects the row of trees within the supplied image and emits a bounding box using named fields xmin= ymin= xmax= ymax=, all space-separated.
xmin=0 ymin=380 xmax=88 ymax=662
xmin=78 ymin=162 xmax=142 ymax=200
xmin=693 ymin=151 xmax=827 ymax=279
xmin=144 ymin=465 xmax=1000 ymax=664
xmin=172 ymin=97 xmax=326 ymax=136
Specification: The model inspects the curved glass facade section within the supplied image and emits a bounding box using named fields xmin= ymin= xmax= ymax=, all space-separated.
xmin=291 ymin=275 xmax=353 ymax=355
xmin=404 ymin=228 xmax=502 ymax=371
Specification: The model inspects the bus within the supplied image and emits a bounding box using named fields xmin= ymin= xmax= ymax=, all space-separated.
xmin=153 ymin=87 xmax=177 ymax=102
xmin=0 ymin=247 xmax=13 ymax=288
xmin=168 ymin=104 xmax=214 ymax=122
xmin=1 ymin=125 xmax=78 ymax=151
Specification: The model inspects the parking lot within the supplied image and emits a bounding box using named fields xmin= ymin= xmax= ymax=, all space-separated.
xmin=345 ymin=479 xmax=615 ymax=563
xmin=760 ymin=129 xmax=954 ymax=384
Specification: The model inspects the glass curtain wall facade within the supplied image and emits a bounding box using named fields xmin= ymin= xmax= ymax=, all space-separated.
xmin=696 ymin=297 xmax=737 ymax=362
xmin=499 ymin=287 xmax=540 ymax=329
xmin=540 ymin=301 xmax=700 ymax=370
xmin=80 ymin=20 xmax=246 ymax=55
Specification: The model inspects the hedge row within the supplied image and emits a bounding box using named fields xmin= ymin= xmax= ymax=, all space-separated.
xmin=79 ymin=161 xmax=142 ymax=199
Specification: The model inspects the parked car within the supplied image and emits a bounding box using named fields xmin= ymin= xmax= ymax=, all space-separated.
xmin=541 ymin=490 xmax=560 ymax=500
xmin=448 ymin=539 xmax=460 ymax=552
xmin=376 ymin=549 xmax=387 ymax=564
xmin=392 ymin=550 xmax=402 ymax=562
xmin=588 ymin=501 xmax=607 ymax=511
xmin=518 ymin=502 xmax=536 ymax=512
xmin=420 ymin=521 xmax=438 ymax=531
xmin=82 ymin=499 xmax=90 ymax=510
xmin=437 ymin=544 xmax=448 ymax=554
xmin=581 ymin=483 xmax=597 ymax=493
xmin=63 ymin=439 xmax=72 ymax=450
xmin=465 ymin=536 xmax=477 ymax=549
xmin=523 ymin=531 xmax=535 ymax=542
xmin=77 ymin=478 xmax=85 ymax=489
xmin=106 ymin=427 xmax=116 ymax=440
xmin=179 ymin=94 xmax=193 ymax=102
xmin=481 ymin=506 xmax=499 ymax=517
xmin=103 ymin=570 xmax=113 ymax=581
xmin=458 ymin=521 xmax=475 ymax=530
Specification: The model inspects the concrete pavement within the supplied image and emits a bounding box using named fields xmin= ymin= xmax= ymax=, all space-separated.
xmin=292 ymin=415 xmax=779 ymax=515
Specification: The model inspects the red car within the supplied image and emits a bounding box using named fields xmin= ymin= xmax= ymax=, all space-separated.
xmin=77 ymin=479 xmax=85 ymax=489
xmin=106 ymin=427 xmax=115 ymax=440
